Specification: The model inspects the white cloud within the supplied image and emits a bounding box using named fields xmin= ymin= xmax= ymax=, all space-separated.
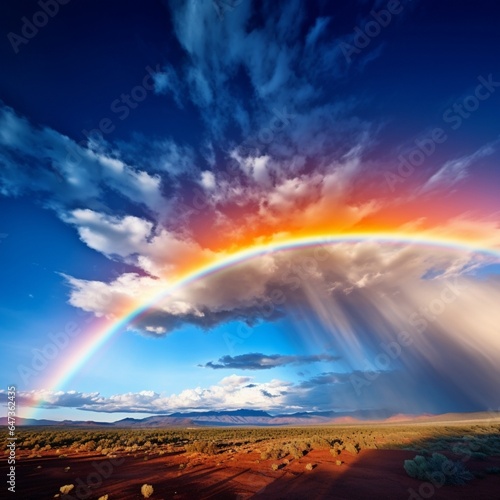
xmin=4 ymin=376 xmax=292 ymax=413
xmin=65 ymin=209 xmax=216 ymax=278
xmin=200 ymin=170 xmax=216 ymax=190
xmin=62 ymin=242 xmax=500 ymax=413
xmin=0 ymin=104 xmax=165 ymax=213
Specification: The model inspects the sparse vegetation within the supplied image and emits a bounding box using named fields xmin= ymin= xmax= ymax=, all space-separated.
xmin=404 ymin=453 xmax=474 ymax=485
xmin=5 ymin=422 xmax=499 ymax=459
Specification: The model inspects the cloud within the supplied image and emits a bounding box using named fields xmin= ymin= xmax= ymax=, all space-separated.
xmin=421 ymin=139 xmax=498 ymax=193
xmin=62 ymin=242 xmax=500 ymax=411
xmin=4 ymin=356 xmax=498 ymax=414
xmin=2 ymin=376 xmax=293 ymax=413
xmin=152 ymin=64 xmax=184 ymax=107
xmin=0 ymin=103 xmax=165 ymax=214
xmin=64 ymin=209 xmax=216 ymax=278
xmin=201 ymin=352 xmax=341 ymax=370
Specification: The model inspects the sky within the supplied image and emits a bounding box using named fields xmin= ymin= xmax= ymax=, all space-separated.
xmin=0 ymin=0 xmax=499 ymax=422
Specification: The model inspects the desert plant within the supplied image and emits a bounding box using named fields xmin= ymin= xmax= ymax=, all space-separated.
xmin=60 ymin=484 xmax=74 ymax=494
xmin=271 ymin=463 xmax=279 ymax=471
xmin=98 ymin=496 xmax=109 ymax=500
xmin=309 ymin=435 xmax=330 ymax=450
xmin=141 ymin=483 xmax=154 ymax=498
xmin=404 ymin=453 xmax=474 ymax=485
xmin=185 ymin=440 xmax=218 ymax=455
xmin=288 ymin=444 xmax=304 ymax=459
xmin=344 ymin=442 xmax=359 ymax=454
xmin=305 ymin=462 xmax=315 ymax=471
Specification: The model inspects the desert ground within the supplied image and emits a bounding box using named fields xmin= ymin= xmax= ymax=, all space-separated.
xmin=7 ymin=421 xmax=500 ymax=499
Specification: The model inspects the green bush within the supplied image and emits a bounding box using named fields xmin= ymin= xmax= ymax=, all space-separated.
xmin=404 ymin=453 xmax=474 ymax=485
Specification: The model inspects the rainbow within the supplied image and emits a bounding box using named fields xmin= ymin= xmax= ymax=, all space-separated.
xmin=30 ymin=233 xmax=500 ymax=417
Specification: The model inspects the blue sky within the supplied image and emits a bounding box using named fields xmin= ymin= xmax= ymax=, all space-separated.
xmin=1 ymin=0 xmax=500 ymax=421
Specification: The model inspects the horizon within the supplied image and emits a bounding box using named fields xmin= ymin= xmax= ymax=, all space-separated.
xmin=1 ymin=0 xmax=500 ymax=424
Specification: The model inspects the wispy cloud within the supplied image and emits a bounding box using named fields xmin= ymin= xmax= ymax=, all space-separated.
xmin=420 ymin=139 xmax=498 ymax=194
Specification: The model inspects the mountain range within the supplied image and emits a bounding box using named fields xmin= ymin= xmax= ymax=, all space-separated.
xmin=4 ymin=409 xmax=499 ymax=428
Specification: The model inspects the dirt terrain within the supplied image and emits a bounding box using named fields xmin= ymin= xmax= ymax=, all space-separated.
xmin=14 ymin=445 xmax=500 ymax=499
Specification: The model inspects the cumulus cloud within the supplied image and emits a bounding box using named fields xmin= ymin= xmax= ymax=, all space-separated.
xmin=201 ymin=352 xmax=341 ymax=370
xmin=4 ymin=358 xmax=498 ymax=415
xmin=64 ymin=209 xmax=216 ymax=278
xmin=1 ymin=376 xmax=293 ymax=413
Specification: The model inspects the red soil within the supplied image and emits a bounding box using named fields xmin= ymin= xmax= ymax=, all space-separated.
xmin=12 ymin=447 xmax=500 ymax=499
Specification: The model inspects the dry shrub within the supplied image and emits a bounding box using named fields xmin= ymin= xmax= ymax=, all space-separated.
xmin=60 ymin=484 xmax=74 ymax=494
xmin=141 ymin=483 xmax=154 ymax=498
xmin=185 ymin=441 xmax=218 ymax=455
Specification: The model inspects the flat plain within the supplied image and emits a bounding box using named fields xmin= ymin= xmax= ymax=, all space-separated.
xmin=6 ymin=419 xmax=500 ymax=499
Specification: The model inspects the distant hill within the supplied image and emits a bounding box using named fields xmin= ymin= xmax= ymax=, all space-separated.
xmin=3 ymin=409 xmax=499 ymax=428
